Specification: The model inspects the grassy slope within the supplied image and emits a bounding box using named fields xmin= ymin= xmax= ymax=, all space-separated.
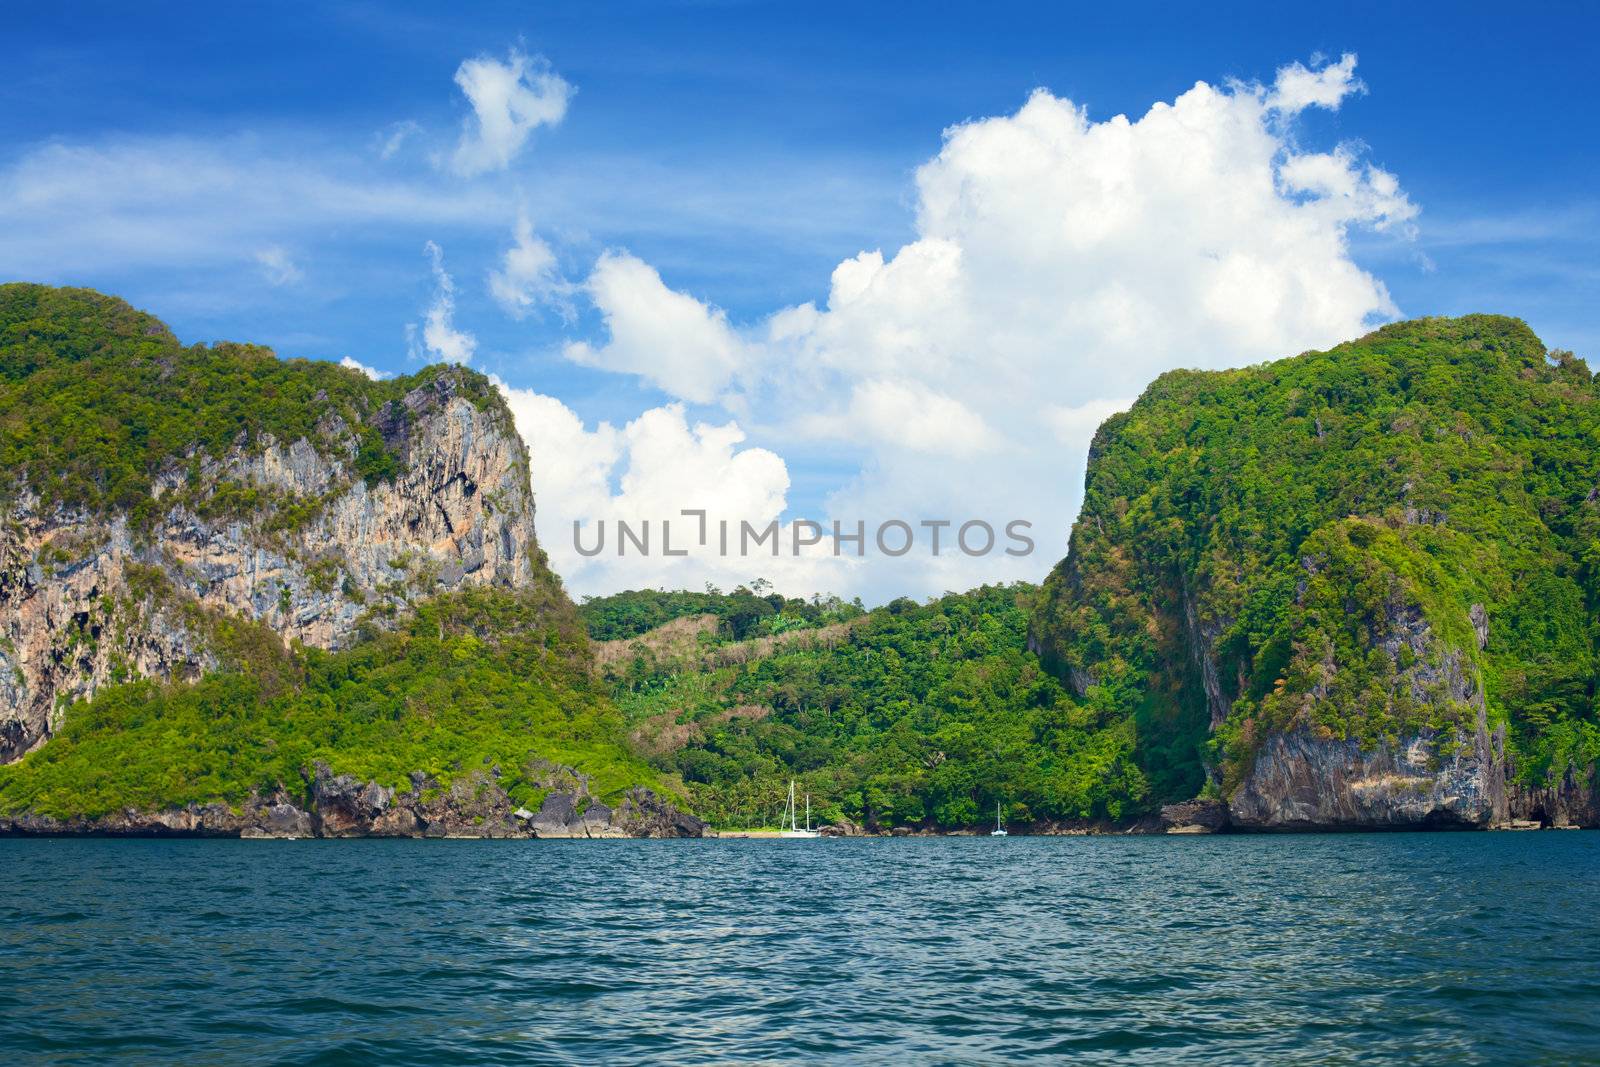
xmin=578 ymin=586 xmax=864 ymax=643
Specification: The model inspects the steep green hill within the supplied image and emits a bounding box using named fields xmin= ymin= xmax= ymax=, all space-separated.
xmin=1031 ymin=315 xmax=1600 ymax=823
xmin=0 ymin=284 xmax=662 ymax=831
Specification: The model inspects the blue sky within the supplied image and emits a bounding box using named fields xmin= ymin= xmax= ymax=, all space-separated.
xmin=5 ymin=1 xmax=1597 ymax=599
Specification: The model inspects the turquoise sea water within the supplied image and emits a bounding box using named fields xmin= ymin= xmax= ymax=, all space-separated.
xmin=2 ymin=833 xmax=1597 ymax=1065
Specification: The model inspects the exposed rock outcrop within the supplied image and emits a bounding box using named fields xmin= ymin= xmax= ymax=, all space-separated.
xmin=1226 ymin=586 xmax=1510 ymax=829
xmin=1155 ymin=798 xmax=1231 ymax=834
xmin=1229 ymin=728 xmax=1502 ymax=830
xmin=0 ymin=369 xmax=540 ymax=761
xmin=0 ymin=761 xmax=706 ymax=839
xmin=1505 ymin=766 xmax=1600 ymax=829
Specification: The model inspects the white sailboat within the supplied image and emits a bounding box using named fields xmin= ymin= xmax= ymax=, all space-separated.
xmin=990 ymin=800 xmax=1009 ymax=837
xmin=779 ymin=779 xmax=820 ymax=838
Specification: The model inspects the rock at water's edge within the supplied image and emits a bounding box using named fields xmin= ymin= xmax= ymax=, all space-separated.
xmin=0 ymin=761 xmax=706 ymax=839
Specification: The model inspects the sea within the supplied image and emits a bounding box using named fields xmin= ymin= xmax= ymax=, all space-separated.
xmin=2 ymin=832 xmax=1597 ymax=1064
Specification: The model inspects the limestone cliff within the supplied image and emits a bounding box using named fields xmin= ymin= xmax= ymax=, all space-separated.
xmin=0 ymin=287 xmax=547 ymax=762
xmin=1031 ymin=315 xmax=1600 ymax=830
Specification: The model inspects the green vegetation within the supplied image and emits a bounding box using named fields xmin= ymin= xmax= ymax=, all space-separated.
xmin=0 ymin=283 xmax=512 ymax=526
xmin=0 ymin=283 xmax=630 ymax=822
xmin=5 ymin=289 xmax=1594 ymax=831
xmin=603 ymin=584 xmax=1145 ymax=830
xmin=1033 ymin=315 xmax=1600 ymax=799
xmin=579 ymin=583 xmax=864 ymax=642
xmin=0 ymin=588 xmax=657 ymax=819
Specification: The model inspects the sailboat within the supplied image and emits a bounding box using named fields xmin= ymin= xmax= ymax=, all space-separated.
xmin=990 ymin=800 xmax=1009 ymax=837
xmin=779 ymin=779 xmax=821 ymax=838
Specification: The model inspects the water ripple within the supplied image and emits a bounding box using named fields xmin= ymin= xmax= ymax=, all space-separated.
xmin=2 ymin=834 xmax=1598 ymax=1064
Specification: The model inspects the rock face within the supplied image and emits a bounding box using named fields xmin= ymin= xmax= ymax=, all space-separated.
xmin=0 ymin=761 xmax=706 ymax=839
xmin=1154 ymin=799 xmax=1230 ymax=834
xmin=1230 ymin=728 xmax=1504 ymax=830
xmin=1228 ymin=590 xmax=1511 ymax=829
xmin=1505 ymin=767 xmax=1600 ymax=829
xmin=0 ymin=369 xmax=541 ymax=761
xmin=516 ymin=762 xmax=705 ymax=839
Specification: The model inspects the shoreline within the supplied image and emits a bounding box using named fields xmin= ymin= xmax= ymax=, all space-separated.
xmin=4 ymin=784 xmax=1591 ymax=840
xmin=2 ymin=821 xmax=1591 ymax=841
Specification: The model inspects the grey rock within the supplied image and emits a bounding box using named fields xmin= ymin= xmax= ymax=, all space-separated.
xmin=1469 ymin=603 xmax=1490 ymax=649
xmin=1158 ymin=799 xmax=1229 ymax=833
xmin=258 ymin=802 xmax=314 ymax=838
xmin=531 ymin=791 xmax=580 ymax=835
xmin=1229 ymin=727 xmax=1502 ymax=830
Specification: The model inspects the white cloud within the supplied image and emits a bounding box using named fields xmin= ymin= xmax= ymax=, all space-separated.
xmin=609 ymin=407 xmax=790 ymax=529
xmin=1045 ymin=397 xmax=1135 ymax=445
xmin=410 ymin=241 xmax=476 ymax=364
xmin=544 ymin=55 xmax=1418 ymax=602
xmin=1267 ymin=53 xmax=1362 ymax=114
xmin=0 ymin=52 xmax=1419 ymax=605
xmin=339 ymin=356 xmax=388 ymax=380
xmin=254 ymin=245 xmax=303 ymax=286
xmin=0 ymin=133 xmax=891 ymax=305
xmin=564 ymin=251 xmax=752 ymax=404
xmin=799 ymin=378 xmax=997 ymax=456
xmin=449 ymin=48 xmax=572 ymax=177
xmin=493 ymin=379 xmax=851 ymax=595
xmin=1279 ymin=146 xmax=1415 ymax=235
xmin=488 ymin=213 xmax=571 ymax=319
xmin=494 ymin=379 xmax=623 ymax=525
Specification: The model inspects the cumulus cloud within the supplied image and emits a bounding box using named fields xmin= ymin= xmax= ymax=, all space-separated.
xmin=494 ymin=380 xmax=623 ymax=526
xmin=1045 ymin=397 xmax=1136 ymax=445
xmin=544 ymin=54 xmax=1417 ymax=601
xmin=799 ymin=378 xmax=997 ymax=456
xmin=564 ymin=252 xmax=751 ymax=404
xmin=449 ymin=48 xmax=572 ymax=177
xmin=339 ymin=356 xmax=388 ymax=380
xmin=409 ymin=241 xmax=476 ymax=364
xmin=254 ymin=245 xmax=303 ymax=286
xmin=493 ymin=379 xmax=853 ymax=594
xmin=1279 ymin=146 xmax=1416 ymax=235
xmin=488 ymin=213 xmax=571 ymax=319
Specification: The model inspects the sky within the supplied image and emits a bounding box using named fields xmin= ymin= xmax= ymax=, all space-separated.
xmin=5 ymin=1 xmax=1598 ymax=603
